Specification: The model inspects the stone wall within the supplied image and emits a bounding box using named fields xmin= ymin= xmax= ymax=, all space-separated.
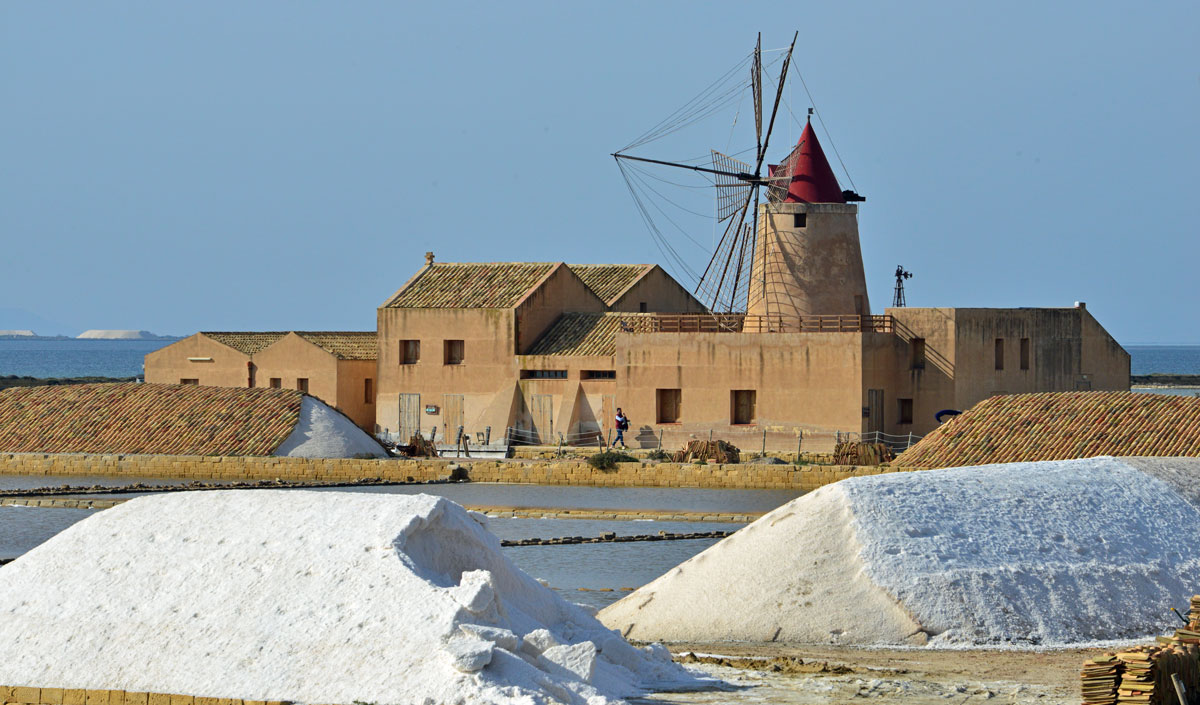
xmin=0 ymin=685 xmax=288 ymax=705
xmin=0 ymin=453 xmax=914 ymax=491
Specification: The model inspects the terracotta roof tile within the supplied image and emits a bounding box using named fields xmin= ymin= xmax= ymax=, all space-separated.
xmin=567 ymin=264 xmax=652 ymax=305
xmin=898 ymin=391 xmax=1200 ymax=468
xmin=203 ymin=332 xmax=289 ymax=355
xmin=0 ymin=383 xmax=303 ymax=456
xmin=526 ymin=313 xmax=656 ymax=356
xmin=383 ymin=263 xmax=557 ymax=309
xmin=294 ymin=332 xmax=377 ymax=360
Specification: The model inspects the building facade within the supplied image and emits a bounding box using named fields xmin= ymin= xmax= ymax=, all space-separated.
xmin=145 ymin=331 xmax=377 ymax=431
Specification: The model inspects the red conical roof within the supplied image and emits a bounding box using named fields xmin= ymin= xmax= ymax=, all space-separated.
xmin=784 ymin=121 xmax=844 ymax=203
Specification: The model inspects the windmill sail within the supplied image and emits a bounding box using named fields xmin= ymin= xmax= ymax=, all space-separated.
xmin=710 ymin=150 xmax=754 ymax=222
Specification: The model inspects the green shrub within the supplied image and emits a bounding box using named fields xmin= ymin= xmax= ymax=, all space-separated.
xmin=646 ymin=448 xmax=671 ymax=461
xmin=587 ymin=450 xmax=638 ymax=471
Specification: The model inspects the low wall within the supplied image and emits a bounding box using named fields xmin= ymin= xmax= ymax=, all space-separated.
xmin=0 ymin=685 xmax=287 ymax=705
xmin=0 ymin=453 xmax=914 ymax=491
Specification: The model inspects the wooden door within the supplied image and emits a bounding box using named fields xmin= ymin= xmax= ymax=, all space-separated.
xmin=531 ymin=394 xmax=554 ymax=444
xmin=398 ymin=394 xmax=421 ymax=441
xmin=867 ymin=389 xmax=884 ymax=434
xmin=443 ymin=394 xmax=464 ymax=442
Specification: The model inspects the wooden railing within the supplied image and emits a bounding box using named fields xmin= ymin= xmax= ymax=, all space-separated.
xmin=619 ymin=314 xmax=893 ymax=334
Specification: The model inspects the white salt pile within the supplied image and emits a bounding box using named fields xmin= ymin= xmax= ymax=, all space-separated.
xmin=0 ymin=491 xmax=704 ymax=704
xmin=274 ymin=396 xmax=387 ymax=458
xmin=600 ymin=456 xmax=1200 ymax=648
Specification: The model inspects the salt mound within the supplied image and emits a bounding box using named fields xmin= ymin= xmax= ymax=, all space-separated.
xmin=274 ymin=396 xmax=387 ymax=458
xmin=0 ymin=491 xmax=703 ymax=704
xmin=600 ymin=456 xmax=1200 ymax=648
xmin=76 ymin=329 xmax=157 ymax=339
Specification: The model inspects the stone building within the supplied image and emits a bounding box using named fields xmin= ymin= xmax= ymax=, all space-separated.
xmin=145 ymin=331 xmax=377 ymax=431
xmin=374 ymin=123 xmax=1128 ymax=448
xmin=146 ymin=123 xmax=1129 ymax=449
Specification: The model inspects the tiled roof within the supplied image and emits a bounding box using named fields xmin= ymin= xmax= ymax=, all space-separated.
xmin=568 ymin=264 xmax=652 ymax=305
xmin=898 ymin=391 xmax=1200 ymax=468
xmin=295 ymin=332 xmax=377 ymax=360
xmin=383 ymin=263 xmax=557 ymax=309
xmin=203 ymin=332 xmax=288 ymax=356
xmin=526 ymin=313 xmax=655 ymax=356
xmin=0 ymin=383 xmax=303 ymax=456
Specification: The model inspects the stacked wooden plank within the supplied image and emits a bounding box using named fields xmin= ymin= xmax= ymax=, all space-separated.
xmin=672 ymin=440 xmax=740 ymax=464
xmin=833 ymin=441 xmax=894 ymax=466
xmin=1082 ymin=595 xmax=1200 ymax=704
xmin=900 ymin=392 xmax=1200 ymax=469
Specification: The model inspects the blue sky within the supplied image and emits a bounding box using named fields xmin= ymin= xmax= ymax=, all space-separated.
xmin=1 ymin=2 xmax=1197 ymax=342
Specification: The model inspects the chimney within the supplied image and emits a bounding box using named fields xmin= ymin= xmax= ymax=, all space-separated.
xmin=1074 ymin=301 xmax=1086 ymax=310
xmin=425 ymin=251 xmax=435 ymax=266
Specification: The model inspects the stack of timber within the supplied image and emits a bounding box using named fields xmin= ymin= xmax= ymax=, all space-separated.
xmin=1080 ymin=595 xmax=1200 ymax=704
xmin=398 ymin=433 xmax=438 ymax=458
xmin=833 ymin=441 xmax=894 ymax=466
xmin=1080 ymin=655 xmax=1120 ymax=705
xmin=672 ymin=440 xmax=740 ymax=464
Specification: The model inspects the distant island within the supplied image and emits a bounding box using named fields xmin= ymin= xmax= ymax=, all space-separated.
xmin=0 ymin=330 xmax=180 ymax=341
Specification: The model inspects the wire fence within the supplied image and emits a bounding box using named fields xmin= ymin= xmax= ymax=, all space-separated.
xmin=503 ymin=426 xmax=923 ymax=455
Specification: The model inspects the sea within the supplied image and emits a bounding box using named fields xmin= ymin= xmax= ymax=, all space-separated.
xmin=0 ymin=340 xmax=1197 ymax=379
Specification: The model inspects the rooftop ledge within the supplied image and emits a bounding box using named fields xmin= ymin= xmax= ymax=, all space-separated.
xmin=619 ymin=314 xmax=893 ymax=334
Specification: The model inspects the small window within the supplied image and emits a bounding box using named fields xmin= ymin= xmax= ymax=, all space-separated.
xmin=400 ymin=340 xmax=420 ymax=365
xmin=269 ymin=378 xmax=281 ymax=389
xmin=444 ymin=339 xmax=464 ymax=365
xmin=639 ymin=301 xmax=648 ymax=313
xmin=1020 ymin=338 xmax=1030 ymax=370
xmin=364 ymin=378 xmax=374 ymax=404
xmin=520 ymin=370 xmax=567 ymax=379
xmin=297 ymin=378 xmax=309 ymax=393
xmin=793 ymin=212 xmax=807 ymax=228
xmin=995 ymin=338 xmax=1005 ymax=371
xmin=582 ymin=370 xmax=616 ymax=380
xmin=731 ymin=390 xmax=756 ymax=425
xmin=898 ymin=398 xmax=914 ymax=425
xmin=179 ymin=378 xmax=199 ymax=385
xmin=656 ymin=388 xmax=681 ymax=424
xmin=910 ymin=338 xmax=926 ymax=370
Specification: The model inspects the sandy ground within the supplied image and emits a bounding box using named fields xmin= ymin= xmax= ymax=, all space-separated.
xmin=640 ymin=643 xmax=1091 ymax=704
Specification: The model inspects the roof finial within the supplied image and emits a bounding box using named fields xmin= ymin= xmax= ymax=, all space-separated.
xmin=425 ymin=251 xmax=435 ymax=266
xmin=807 ymin=107 xmax=813 ymax=122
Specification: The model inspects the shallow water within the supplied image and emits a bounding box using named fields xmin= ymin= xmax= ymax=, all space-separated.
xmin=0 ymin=505 xmax=748 ymax=607
xmin=16 ymin=479 xmax=800 ymax=513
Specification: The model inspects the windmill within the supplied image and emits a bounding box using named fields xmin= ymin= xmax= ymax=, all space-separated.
xmin=612 ymin=33 xmax=800 ymax=314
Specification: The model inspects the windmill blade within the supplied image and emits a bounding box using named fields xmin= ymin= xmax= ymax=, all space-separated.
xmin=752 ymin=34 xmax=763 ymax=167
xmin=755 ymin=31 xmax=798 ymax=175
xmin=767 ymin=140 xmax=803 ymax=203
xmin=711 ymin=150 xmax=754 ymax=221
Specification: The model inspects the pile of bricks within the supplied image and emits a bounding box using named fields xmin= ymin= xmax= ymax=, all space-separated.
xmin=1081 ymin=595 xmax=1200 ymax=704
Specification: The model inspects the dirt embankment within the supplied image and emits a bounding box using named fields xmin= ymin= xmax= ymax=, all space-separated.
xmin=1132 ymin=374 xmax=1200 ymax=387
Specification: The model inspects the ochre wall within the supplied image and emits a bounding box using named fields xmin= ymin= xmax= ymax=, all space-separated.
xmin=251 ymin=332 xmax=339 ymax=399
xmin=749 ymin=202 xmax=870 ymax=318
xmin=513 ymin=265 xmax=606 ymax=354
xmin=608 ymin=266 xmax=708 ymax=313
xmin=614 ymin=331 xmax=865 ymax=447
xmin=375 ymin=307 xmax=518 ymax=439
xmin=334 ymin=358 xmax=377 ymax=432
xmin=144 ymin=334 xmax=250 ymax=388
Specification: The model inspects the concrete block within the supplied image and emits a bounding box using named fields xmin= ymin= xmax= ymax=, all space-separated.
xmin=107 ymin=691 xmax=125 ymax=705
xmin=168 ymin=694 xmax=193 ymax=705
xmin=122 ymin=695 xmax=147 ymax=705
xmin=84 ymin=691 xmax=107 ymax=705
xmin=41 ymin=689 xmax=64 ymax=705
xmin=62 ymin=691 xmax=85 ymax=705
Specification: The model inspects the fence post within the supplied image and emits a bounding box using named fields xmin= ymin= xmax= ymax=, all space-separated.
xmin=484 ymin=426 xmax=491 ymax=445
xmin=658 ymin=429 xmax=664 ymax=449
xmin=907 ymin=432 xmax=913 ymax=449
xmin=797 ymin=431 xmax=802 ymax=457
xmin=709 ymin=430 xmax=713 ymax=443
xmin=557 ymin=433 xmax=563 ymax=458
xmin=606 ymin=428 xmax=612 ymax=448
xmin=761 ymin=428 xmax=767 ymax=457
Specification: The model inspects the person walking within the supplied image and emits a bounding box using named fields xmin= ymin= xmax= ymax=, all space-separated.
xmin=611 ymin=408 xmax=630 ymax=449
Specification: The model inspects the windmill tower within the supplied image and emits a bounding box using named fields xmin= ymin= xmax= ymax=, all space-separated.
xmin=747 ymin=119 xmax=870 ymax=322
